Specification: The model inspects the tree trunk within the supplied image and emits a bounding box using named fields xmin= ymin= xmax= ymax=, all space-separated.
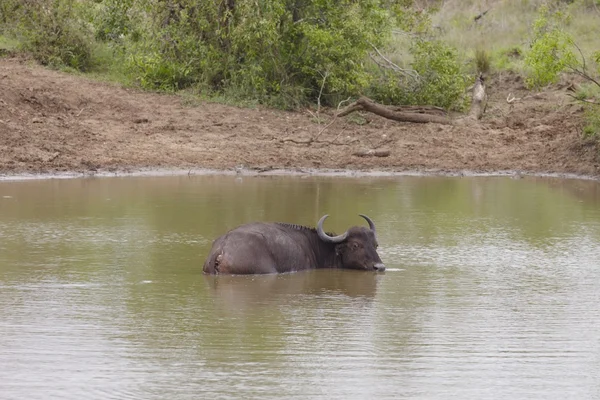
xmin=468 ymin=73 xmax=487 ymax=120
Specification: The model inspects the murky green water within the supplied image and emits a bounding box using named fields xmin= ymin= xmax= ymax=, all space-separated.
xmin=1 ymin=175 xmax=600 ymax=399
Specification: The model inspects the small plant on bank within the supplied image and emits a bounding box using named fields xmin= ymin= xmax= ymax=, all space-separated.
xmin=475 ymin=48 xmax=491 ymax=74
xmin=582 ymin=104 xmax=600 ymax=139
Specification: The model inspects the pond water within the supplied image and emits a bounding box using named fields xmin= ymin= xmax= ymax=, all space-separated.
xmin=1 ymin=175 xmax=600 ymax=399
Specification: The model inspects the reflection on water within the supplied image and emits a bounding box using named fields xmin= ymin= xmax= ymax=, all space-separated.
xmin=0 ymin=175 xmax=600 ymax=399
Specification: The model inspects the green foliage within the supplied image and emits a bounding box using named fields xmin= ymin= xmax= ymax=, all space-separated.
xmin=0 ymin=35 xmax=19 ymax=55
xmin=369 ymin=39 xmax=470 ymax=110
xmin=122 ymin=2 xmax=220 ymax=92
xmin=1 ymin=0 xmax=470 ymax=110
xmin=489 ymin=47 xmax=523 ymax=73
xmin=4 ymin=0 xmax=93 ymax=71
xmin=523 ymin=5 xmax=578 ymax=89
xmin=114 ymin=0 xmax=396 ymax=107
xmin=582 ymin=105 xmax=600 ymax=139
xmin=93 ymin=0 xmax=138 ymax=43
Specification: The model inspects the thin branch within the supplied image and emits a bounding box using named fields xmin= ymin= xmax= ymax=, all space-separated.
xmin=567 ymin=41 xmax=600 ymax=89
xmin=572 ymin=40 xmax=587 ymax=73
xmin=368 ymin=42 xmax=419 ymax=80
xmin=473 ymin=8 xmax=491 ymax=22
xmin=311 ymin=97 xmax=349 ymax=142
xmin=337 ymin=103 xmax=363 ymax=117
xmin=282 ymin=98 xmax=352 ymax=146
xmin=569 ymin=67 xmax=600 ymax=89
xmin=316 ymin=70 xmax=329 ymax=120
xmin=566 ymin=93 xmax=599 ymax=104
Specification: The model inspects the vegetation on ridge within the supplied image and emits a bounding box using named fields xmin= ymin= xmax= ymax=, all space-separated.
xmin=0 ymin=0 xmax=598 ymax=136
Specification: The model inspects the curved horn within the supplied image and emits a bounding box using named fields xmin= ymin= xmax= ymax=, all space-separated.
xmin=359 ymin=214 xmax=376 ymax=233
xmin=317 ymin=215 xmax=349 ymax=243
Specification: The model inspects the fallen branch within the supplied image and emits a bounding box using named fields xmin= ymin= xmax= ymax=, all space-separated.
xmin=389 ymin=105 xmax=447 ymax=115
xmin=337 ymin=96 xmax=453 ymax=125
xmin=281 ymin=137 xmax=313 ymax=145
xmin=352 ymin=149 xmax=391 ymax=158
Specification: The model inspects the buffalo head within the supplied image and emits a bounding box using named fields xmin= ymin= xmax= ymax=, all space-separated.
xmin=317 ymin=214 xmax=385 ymax=272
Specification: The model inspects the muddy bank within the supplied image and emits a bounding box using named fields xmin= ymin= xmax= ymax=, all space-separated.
xmin=1 ymin=57 xmax=599 ymax=178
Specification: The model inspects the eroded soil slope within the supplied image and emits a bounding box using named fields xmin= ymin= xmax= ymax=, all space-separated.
xmin=1 ymin=57 xmax=598 ymax=177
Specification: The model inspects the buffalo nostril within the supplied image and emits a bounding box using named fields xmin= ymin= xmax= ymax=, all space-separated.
xmin=373 ymin=263 xmax=385 ymax=272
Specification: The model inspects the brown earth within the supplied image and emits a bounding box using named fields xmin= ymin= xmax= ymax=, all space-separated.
xmin=1 ymin=56 xmax=599 ymax=178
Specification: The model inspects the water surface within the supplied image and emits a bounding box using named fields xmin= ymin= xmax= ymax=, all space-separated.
xmin=1 ymin=175 xmax=599 ymax=399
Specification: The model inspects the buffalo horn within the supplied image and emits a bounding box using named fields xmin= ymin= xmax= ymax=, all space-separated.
xmin=359 ymin=214 xmax=376 ymax=233
xmin=317 ymin=215 xmax=349 ymax=243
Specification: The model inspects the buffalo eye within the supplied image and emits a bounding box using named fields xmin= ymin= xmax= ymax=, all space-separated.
xmin=352 ymin=242 xmax=360 ymax=250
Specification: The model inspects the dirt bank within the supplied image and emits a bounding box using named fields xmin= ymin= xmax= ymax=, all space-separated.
xmin=1 ymin=56 xmax=599 ymax=178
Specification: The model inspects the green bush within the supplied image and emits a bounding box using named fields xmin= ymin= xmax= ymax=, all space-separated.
xmin=114 ymin=0 xmax=395 ymax=107
xmin=93 ymin=0 xmax=137 ymax=43
xmin=7 ymin=0 xmax=93 ymax=71
xmin=2 ymin=0 xmax=471 ymax=110
xmin=582 ymin=104 xmax=600 ymax=139
xmin=523 ymin=5 xmax=577 ymax=89
xmin=369 ymin=38 xmax=470 ymax=110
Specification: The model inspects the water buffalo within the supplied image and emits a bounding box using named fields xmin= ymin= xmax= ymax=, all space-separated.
xmin=203 ymin=214 xmax=385 ymax=274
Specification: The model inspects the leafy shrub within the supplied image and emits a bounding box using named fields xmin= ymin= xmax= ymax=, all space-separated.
xmin=523 ymin=5 xmax=577 ymax=89
xmin=3 ymin=0 xmax=471 ymax=110
xmin=369 ymin=38 xmax=470 ymax=110
xmin=582 ymin=105 xmax=600 ymax=139
xmin=117 ymin=0 xmax=395 ymax=107
xmin=9 ymin=0 xmax=93 ymax=71
xmin=93 ymin=0 xmax=137 ymax=43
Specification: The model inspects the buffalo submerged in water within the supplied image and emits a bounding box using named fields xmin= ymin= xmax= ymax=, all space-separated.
xmin=203 ymin=214 xmax=385 ymax=274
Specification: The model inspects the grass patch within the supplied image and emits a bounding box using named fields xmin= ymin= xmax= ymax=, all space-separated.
xmin=582 ymin=104 xmax=600 ymax=139
xmin=429 ymin=0 xmax=600 ymax=75
xmin=0 ymin=35 xmax=19 ymax=53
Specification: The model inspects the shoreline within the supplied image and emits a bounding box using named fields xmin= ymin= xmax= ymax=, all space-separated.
xmin=2 ymin=58 xmax=599 ymax=181
xmin=2 ymin=167 xmax=599 ymax=182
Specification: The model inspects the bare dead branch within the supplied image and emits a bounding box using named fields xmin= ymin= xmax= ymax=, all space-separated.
xmin=281 ymin=137 xmax=313 ymax=145
xmin=337 ymin=96 xmax=453 ymax=125
xmin=474 ymin=8 xmax=491 ymax=22
xmin=389 ymin=105 xmax=447 ymax=116
xmin=374 ymin=138 xmax=393 ymax=149
xmin=283 ymin=98 xmax=353 ymax=146
xmin=337 ymin=103 xmax=363 ymax=117
xmin=316 ymin=70 xmax=329 ymax=120
xmin=352 ymin=149 xmax=391 ymax=157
